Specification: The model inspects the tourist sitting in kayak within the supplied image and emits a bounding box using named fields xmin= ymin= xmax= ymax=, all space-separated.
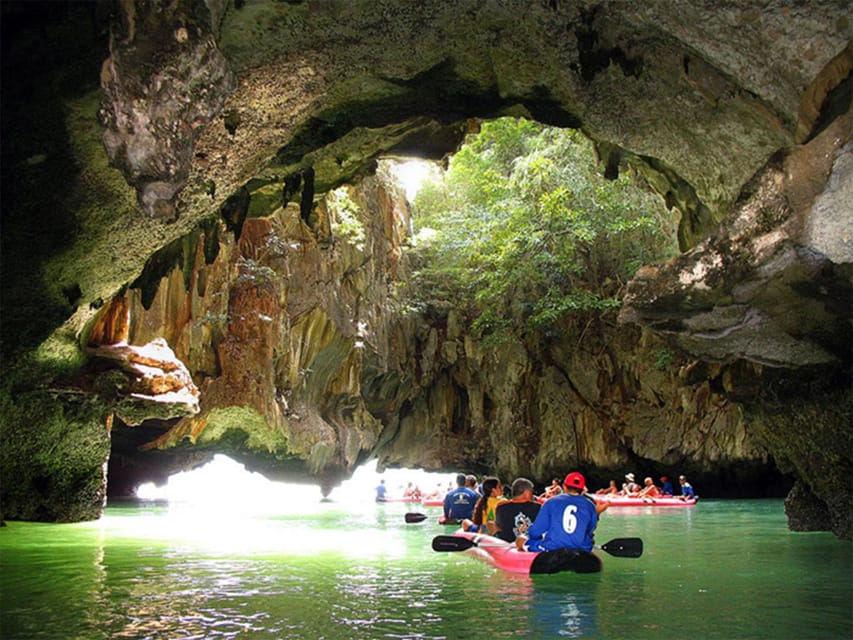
xmin=595 ymin=480 xmax=619 ymax=495
xmin=660 ymin=476 xmax=674 ymax=496
xmin=441 ymin=473 xmax=479 ymax=524
xmin=494 ymin=477 xmax=541 ymax=542
xmin=621 ymin=473 xmax=640 ymax=495
xmin=402 ymin=482 xmax=421 ymax=500
xmin=516 ymin=472 xmax=605 ymax=553
xmin=375 ymin=478 xmax=388 ymax=502
xmin=423 ymin=483 xmax=443 ymax=500
xmin=678 ymin=475 xmax=696 ymax=500
xmin=466 ymin=474 xmax=481 ymax=495
xmin=461 ymin=476 xmax=505 ymax=535
xmin=538 ymin=477 xmax=563 ymax=501
xmin=637 ymin=477 xmax=661 ymax=499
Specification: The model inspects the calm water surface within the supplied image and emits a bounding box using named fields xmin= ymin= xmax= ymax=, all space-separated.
xmin=1 ymin=499 xmax=850 ymax=639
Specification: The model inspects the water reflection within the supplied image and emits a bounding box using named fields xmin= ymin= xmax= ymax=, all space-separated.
xmin=2 ymin=500 xmax=850 ymax=639
xmin=481 ymin=571 xmax=601 ymax=638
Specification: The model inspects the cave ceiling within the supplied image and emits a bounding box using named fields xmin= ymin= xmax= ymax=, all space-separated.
xmin=4 ymin=0 xmax=848 ymax=358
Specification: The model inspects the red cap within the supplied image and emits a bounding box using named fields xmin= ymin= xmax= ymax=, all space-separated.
xmin=564 ymin=472 xmax=586 ymax=491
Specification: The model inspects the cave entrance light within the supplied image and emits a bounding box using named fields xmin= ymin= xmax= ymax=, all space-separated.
xmin=135 ymin=455 xmax=457 ymax=508
xmin=385 ymin=158 xmax=441 ymax=202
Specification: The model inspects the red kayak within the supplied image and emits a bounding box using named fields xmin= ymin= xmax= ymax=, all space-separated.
xmin=591 ymin=495 xmax=697 ymax=507
xmin=421 ymin=498 xmax=444 ymax=507
xmin=434 ymin=530 xmax=602 ymax=574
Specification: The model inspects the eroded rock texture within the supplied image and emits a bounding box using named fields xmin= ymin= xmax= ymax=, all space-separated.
xmin=0 ymin=0 xmax=850 ymax=536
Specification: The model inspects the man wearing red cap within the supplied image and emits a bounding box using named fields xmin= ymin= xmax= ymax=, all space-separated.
xmin=515 ymin=471 xmax=605 ymax=553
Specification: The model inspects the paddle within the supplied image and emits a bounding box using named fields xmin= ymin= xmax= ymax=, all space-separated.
xmin=405 ymin=512 xmax=428 ymax=523
xmin=431 ymin=535 xmax=643 ymax=558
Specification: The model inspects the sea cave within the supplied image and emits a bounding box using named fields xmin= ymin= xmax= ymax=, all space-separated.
xmin=0 ymin=0 xmax=850 ymax=541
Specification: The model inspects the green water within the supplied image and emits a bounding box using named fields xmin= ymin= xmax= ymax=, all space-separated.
xmin=1 ymin=499 xmax=850 ymax=639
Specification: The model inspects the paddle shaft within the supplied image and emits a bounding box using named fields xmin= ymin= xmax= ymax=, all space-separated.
xmin=432 ymin=535 xmax=642 ymax=558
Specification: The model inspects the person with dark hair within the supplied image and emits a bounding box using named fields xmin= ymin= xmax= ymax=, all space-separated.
xmin=465 ymin=474 xmax=480 ymax=494
xmin=516 ymin=471 xmax=605 ymax=553
xmin=494 ymin=477 xmax=541 ymax=542
xmin=375 ymin=478 xmax=387 ymax=502
xmin=539 ymin=477 xmax=563 ymax=501
xmin=462 ymin=476 xmax=505 ymax=534
xmin=442 ymin=473 xmax=479 ymax=523
xmin=660 ymin=476 xmax=674 ymax=496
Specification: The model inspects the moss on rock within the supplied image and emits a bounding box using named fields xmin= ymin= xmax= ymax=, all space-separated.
xmin=0 ymin=389 xmax=110 ymax=522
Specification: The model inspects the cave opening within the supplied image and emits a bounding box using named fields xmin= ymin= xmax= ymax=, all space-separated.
xmin=132 ymin=454 xmax=457 ymax=509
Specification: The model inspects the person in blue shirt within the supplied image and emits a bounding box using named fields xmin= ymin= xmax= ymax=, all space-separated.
xmin=516 ymin=471 xmax=604 ymax=553
xmin=678 ymin=475 xmax=696 ymax=500
xmin=660 ymin=476 xmax=674 ymax=496
xmin=443 ymin=473 xmax=479 ymax=522
xmin=375 ymin=479 xmax=388 ymax=502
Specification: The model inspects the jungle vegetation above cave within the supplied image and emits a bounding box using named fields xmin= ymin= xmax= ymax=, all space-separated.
xmin=400 ymin=118 xmax=679 ymax=345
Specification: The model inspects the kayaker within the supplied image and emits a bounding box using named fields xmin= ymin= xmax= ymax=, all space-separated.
xmin=466 ymin=474 xmax=481 ymax=495
xmin=660 ymin=476 xmax=674 ymax=495
xmin=375 ymin=479 xmax=387 ymax=502
xmin=637 ymin=477 xmax=661 ymax=499
xmin=443 ymin=473 xmax=479 ymax=522
xmin=424 ymin=483 xmax=443 ymax=500
xmin=402 ymin=482 xmax=422 ymax=500
xmin=461 ymin=476 xmax=505 ymax=535
xmin=494 ymin=477 xmax=541 ymax=542
xmin=538 ymin=477 xmax=563 ymax=501
xmin=595 ymin=480 xmax=619 ymax=495
xmin=516 ymin=471 xmax=604 ymax=553
xmin=678 ymin=475 xmax=696 ymax=500
xmin=621 ymin=473 xmax=640 ymax=495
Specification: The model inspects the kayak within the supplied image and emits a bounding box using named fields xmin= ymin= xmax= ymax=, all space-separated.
xmin=422 ymin=498 xmax=444 ymax=507
xmin=377 ymin=496 xmax=421 ymax=503
xmin=592 ymin=495 xmax=697 ymax=507
xmin=444 ymin=530 xmax=602 ymax=574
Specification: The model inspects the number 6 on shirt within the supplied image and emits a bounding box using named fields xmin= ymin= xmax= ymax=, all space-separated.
xmin=562 ymin=504 xmax=578 ymax=533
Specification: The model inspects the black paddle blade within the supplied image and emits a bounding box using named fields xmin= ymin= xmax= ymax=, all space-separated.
xmin=599 ymin=537 xmax=643 ymax=558
xmin=432 ymin=535 xmax=476 ymax=552
xmin=405 ymin=512 xmax=428 ymax=523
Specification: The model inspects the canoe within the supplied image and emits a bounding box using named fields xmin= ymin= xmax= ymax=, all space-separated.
xmin=445 ymin=530 xmax=602 ymax=574
xmin=592 ymin=495 xmax=697 ymax=507
xmin=421 ymin=498 xmax=444 ymax=507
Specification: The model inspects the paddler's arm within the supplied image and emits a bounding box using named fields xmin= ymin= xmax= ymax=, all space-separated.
xmin=585 ymin=493 xmax=609 ymax=515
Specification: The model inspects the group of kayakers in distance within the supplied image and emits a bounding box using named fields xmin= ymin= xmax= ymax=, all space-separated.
xmin=595 ymin=473 xmax=696 ymax=500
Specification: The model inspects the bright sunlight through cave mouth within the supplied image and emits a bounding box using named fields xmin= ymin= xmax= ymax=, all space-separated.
xmin=387 ymin=158 xmax=439 ymax=201
xmin=135 ymin=454 xmax=457 ymax=510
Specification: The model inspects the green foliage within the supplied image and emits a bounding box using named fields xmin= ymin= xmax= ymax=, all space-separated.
xmin=408 ymin=118 xmax=677 ymax=342
xmin=235 ymin=256 xmax=278 ymax=287
xmin=653 ymin=347 xmax=674 ymax=371
xmin=328 ymin=187 xmax=366 ymax=251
